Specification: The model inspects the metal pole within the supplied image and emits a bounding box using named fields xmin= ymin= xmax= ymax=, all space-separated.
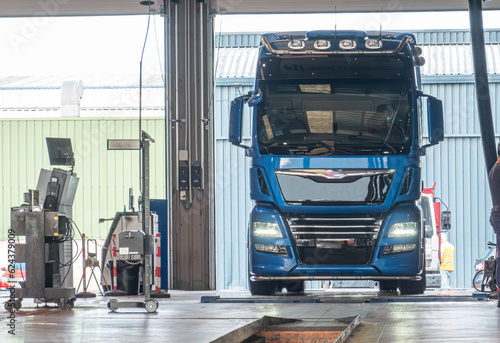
xmin=82 ymin=233 xmax=87 ymax=292
xmin=143 ymin=137 xmax=152 ymax=300
xmin=468 ymin=0 xmax=497 ymax=172
xmin=174 ymin=2 xmax=180 ymax=191
xmin=206 ymin=10 xmax=216 ymax=291
xmin=155 ymin=233 xmax=162 ymax=292
xmin=199 ymin=1 xmax=205 ymax=190
xmin=112 ymin=234 xmax=118 ymax=291
xmin=194 ymin=1 xmax=199 ymax=163
xmin=164 ymin=8 xmax=172 ymax=293
xmin=186 ymin=1 xmax=193 ymax=205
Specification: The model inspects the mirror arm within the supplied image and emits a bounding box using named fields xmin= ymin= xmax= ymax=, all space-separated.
xmin=234 ymin=91 xmax=252 ymax=103
xmin=417 ymin=91 xmax=436 ymax=99
xmin=418 ymin=91 xmax=438 ymax=100
xmin=420 ymin=142 xmax=436 ymax=149
xmin=232 ymin=142 xmax=249 ymax=149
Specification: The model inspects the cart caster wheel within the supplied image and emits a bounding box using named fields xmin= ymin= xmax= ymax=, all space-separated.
xmin=145 ymin=299 xmax=158 ymax=313
xmin=107 ymin=299 xmax=118 ymax=311
xmin=4 ymin=300 xmax=21 ymax=311
xmin=14 ymin=300 xmax=22 ymax=310
xmin=58 ymin=299 xmax=72 ymax=311
xmin=4 ymin=301 xmax=13 ymax=311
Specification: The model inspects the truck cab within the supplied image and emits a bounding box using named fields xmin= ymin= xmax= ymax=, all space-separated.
xmin=229 ymin=30 xmax=444 ymax=295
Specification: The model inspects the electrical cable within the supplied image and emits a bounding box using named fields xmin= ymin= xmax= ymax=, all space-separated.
xmin=67 ymin=217 xmax=83 ymax=239
xmin=153 ymin=14 xmax=165 ymax=84
xmin=57 ymin=218 xmax=84 ymax=287
xmin=59 ymin=238 xmax=82 ymax=286
xmin=139 ymin=1 xmax=153 ymax=197
xmin=58 ymin=239 xmax=82 ymax=268
xmin=182 ymin=190 xmax=193 ymax=210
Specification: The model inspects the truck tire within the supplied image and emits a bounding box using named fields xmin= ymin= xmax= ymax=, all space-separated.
xmin=399 ymin=270 xmax=426 ymax=295
xmin=378 ymin=280 xmax=398 ymax=292
xmin=283 ymin=281 xmax=305 ymax=293
xmin=248 ymin=277 xmax=278 ymax=296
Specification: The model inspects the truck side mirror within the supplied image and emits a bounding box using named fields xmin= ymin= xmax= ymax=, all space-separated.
xmin=441 ymin=210 xmax=451 ymax=231
xmin=424 ymin=224 xmax=433 ymax=238
xmin=247 ymin=92 xmax=263 ymax=107
xmin=229 ymin=97 xmax=249 ymax=149
xmin=427 ymin=97 xmax=444 ymax=145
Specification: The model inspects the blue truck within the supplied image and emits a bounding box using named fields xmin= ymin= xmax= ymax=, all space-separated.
xmin=229 ymin=30 xmax=444 ymax=295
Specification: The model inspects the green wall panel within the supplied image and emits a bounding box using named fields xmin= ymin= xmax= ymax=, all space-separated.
xmin=0 ymin=118 xmax=166 ymax=239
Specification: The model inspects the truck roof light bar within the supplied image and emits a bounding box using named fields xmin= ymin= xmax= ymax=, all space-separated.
xmin=261 ymin=35 xmax=412 ymax=56
xmin=251 ymin=275 xmax=422 ymax=281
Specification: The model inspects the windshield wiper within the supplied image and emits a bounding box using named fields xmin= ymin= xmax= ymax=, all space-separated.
xmin=316 ymin=141 xmax=335 ymax=154
xmin=262 ymin=141 xmax=336 ymax=156
xmin=348 ymin=134 xmax=397 ymax=154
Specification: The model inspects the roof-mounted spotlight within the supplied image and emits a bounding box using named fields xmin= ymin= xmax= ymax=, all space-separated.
xmin=365 ymin=39 xmax=382 ymax=49
xmin=288 ymin=39 xmax=306 ymax=50
xmin=339 ymin=39 xmax=356 ymax=50
xmin=314 ymin=40 xmax=331 ymax=50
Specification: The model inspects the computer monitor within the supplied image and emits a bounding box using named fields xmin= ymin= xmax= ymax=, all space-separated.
xmin=46 ymin=138 xmax=74 ymax=166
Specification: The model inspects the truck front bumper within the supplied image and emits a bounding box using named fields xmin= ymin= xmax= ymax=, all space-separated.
xmin=251 ymin=275 xmax=421 ymax=281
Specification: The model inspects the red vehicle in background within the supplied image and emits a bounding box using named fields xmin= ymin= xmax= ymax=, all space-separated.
xmin=1 ymin=263 xmax=26 ymax=290
xmin=420 ymin=183 xmax=451 ymax=287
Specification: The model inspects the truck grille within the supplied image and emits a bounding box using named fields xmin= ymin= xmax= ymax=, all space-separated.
xmin=287 ymin=215 xmax=382 ymax=265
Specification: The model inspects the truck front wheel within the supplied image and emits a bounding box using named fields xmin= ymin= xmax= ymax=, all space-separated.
xmin=282 ymin=281 xmax=305 ymax=293
xmin=248 ymin=277 xmax=279 ymax=296
xmin=378 ymin=280 xmax=398 ymax=292
xmin=399 ymin=270 xmax=426 ymax=295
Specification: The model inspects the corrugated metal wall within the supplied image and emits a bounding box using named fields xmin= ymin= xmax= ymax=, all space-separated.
xmin=214 ymin=85 xmax=252 ymax=290
xmin=0 ymin=118 xmax=166 ymax=240
xmin=213 ymin=81 xmax=500 ymax=290
xmin=213 ymin=32 xmax=500 ymax=289
xmin=420 ymin=81 xmax=500 ymax=289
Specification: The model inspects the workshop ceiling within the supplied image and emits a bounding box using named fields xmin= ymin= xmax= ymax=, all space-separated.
xmin=1 ymin=0 xmax=500 ymax=17
xmin=0 ymin=0 xmax=162 ymax=17
xmin=211 ymin=0 xmax=500 ymax=14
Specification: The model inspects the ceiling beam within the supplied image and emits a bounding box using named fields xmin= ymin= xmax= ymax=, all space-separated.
xmin=0 ymin=0 xmax=164 ymax=17
xmin=211 ymin=0 xmax=500 ymax=14
xmin=0 ymin=0 xmax=500 ymax=17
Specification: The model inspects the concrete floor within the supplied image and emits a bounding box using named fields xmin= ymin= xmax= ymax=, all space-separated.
xmin=1 ymin=289 xmax=499 ymax=342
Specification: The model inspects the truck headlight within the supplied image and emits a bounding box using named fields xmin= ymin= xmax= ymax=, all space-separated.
xmin=383 ymin=244 xmax=416 ymax=255
xmin=255 ymin=244 xmax=287 ymax=255
xmin=388 ymin=222 xmax=418 ymax=238
xmin=252 ymin=222 xmax=283 ymax=238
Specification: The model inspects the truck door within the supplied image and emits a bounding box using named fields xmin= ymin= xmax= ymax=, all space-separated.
xmin=421 ymin=194 xmax=439 ymax=272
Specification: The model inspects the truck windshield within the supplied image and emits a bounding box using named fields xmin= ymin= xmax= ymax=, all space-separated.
xmin=256 ymin=79 xmax=413 ymax=156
